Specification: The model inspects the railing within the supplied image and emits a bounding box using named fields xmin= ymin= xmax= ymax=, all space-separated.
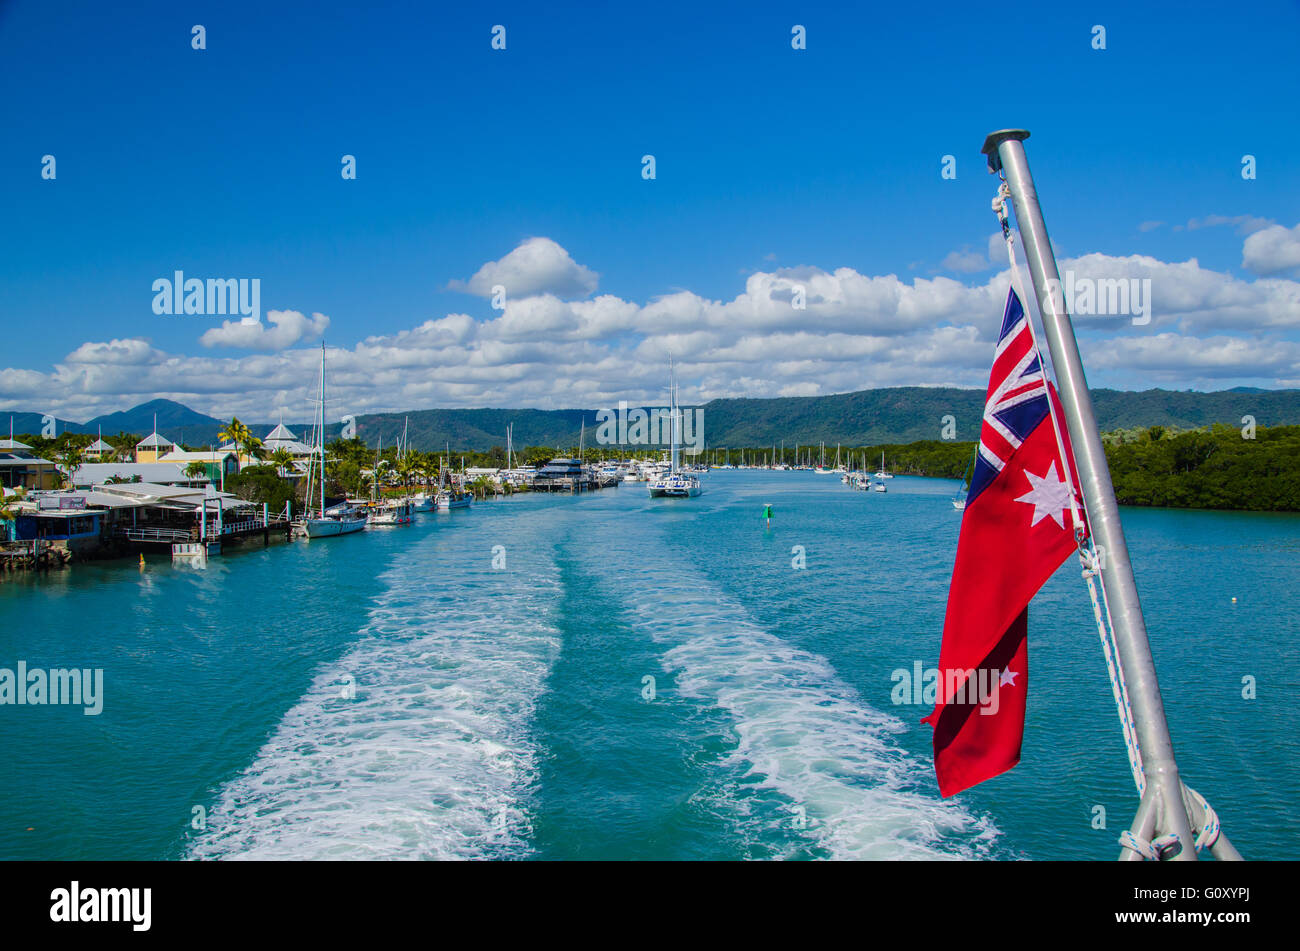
xmin=117 ymin=526 xmax=194 ymax=543
xmin=119 ymin=513 xmax=289 ymax=544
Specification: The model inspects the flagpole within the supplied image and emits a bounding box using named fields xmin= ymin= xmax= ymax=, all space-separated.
xmin=981 ymin=129 xmax=1201 ymax=861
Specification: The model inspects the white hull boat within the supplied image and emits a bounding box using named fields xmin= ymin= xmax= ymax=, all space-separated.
xmin=648 ymin=473 xmax=702 ymax=498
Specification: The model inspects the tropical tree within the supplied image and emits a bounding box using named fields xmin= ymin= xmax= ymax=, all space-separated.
xmin=53 ymin=444 xmax=85 ymax=488
xmin=183 ymin=461 xmax=210 ymax=482
xmin=268 ymin=447 xmax=295 ymax=477
xmin=242 ymin=434 xmax=267 ymax=463
xmin=468 ymin=474 xmax=496 ymax=500
xmin=218 ymin=417 xmax=250 ymax=452
xmin=218 ymin=417 xmax=266 ymax=464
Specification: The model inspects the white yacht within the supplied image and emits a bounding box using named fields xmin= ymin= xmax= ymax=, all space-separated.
xmin=874 ymin=451 xmax=894 ymax=480
xmin=647 ymin=364 xmax=702 ymax=499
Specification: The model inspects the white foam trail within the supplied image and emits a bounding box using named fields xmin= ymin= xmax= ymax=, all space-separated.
xmin=579 ymin=524 xmax=999 ymax=860
xmin=190 ymin=530 xmax=561 ymax=860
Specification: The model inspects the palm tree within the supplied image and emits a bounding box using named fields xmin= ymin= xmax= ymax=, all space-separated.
xmin=54 ymin=444 xmax=85 ymax=489
xmin=183 ymin=461 xmax=210 ymax=482
xmin=218 ymin=417 xmax=250 ymax=452
xmin=242 ymin=434 xmax=267 ymax=463
xmin=268 ymin=447 xmax=295 ymax=477
xmin=218 ymin=417 xmax=266 ymax=465
xmin=396 ymin=454 xmax=423 ymax=493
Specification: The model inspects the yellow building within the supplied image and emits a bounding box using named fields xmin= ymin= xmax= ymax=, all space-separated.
xmin=134 ymin=430 xmax=175 ymax=464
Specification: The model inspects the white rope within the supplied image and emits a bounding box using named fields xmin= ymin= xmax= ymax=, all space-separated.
xmin=992 ymin=182 xmax=1221 ymax=858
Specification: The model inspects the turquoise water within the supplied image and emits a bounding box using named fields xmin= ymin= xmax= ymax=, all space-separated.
xmin=2 ymin=470 xmax=1297 ymax=860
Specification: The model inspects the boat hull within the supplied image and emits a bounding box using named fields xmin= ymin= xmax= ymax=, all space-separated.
xmin=648 ymin=478 xmax=702 ymax=498
xmin=303 ymin=516 xmax=367 ymax=537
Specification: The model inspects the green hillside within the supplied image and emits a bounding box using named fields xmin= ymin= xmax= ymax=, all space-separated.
xmin=8 ymin=387 xmax=1300 ymax=453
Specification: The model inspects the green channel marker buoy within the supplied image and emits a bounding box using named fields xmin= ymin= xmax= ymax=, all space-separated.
xmin=762 ymin=503 xmax=773 ymax=528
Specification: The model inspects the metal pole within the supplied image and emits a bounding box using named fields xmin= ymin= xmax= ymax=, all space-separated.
xmin=982 ymin=129 xmax=1198 ymax=860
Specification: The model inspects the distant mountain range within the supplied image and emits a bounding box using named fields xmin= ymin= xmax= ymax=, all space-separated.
xmin=5 ymin=388 xmax=1299 ymax=451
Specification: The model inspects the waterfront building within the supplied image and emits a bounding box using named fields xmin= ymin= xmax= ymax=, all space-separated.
xmin=0 ymin=438 xmax=58 ymax=490
xmin=72 ymin=462 xmax=212 ymax=488
xmin=83 ymin=437 xmax=117 ymax=460
xmin=134 ymin=429 xmax=175 ymax=463
xmin=156 ymin=449 xmax=240 ymax=484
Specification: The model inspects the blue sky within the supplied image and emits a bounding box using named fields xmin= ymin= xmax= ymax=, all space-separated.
xmin=2 ymin=0 xmax=1298 ymax=420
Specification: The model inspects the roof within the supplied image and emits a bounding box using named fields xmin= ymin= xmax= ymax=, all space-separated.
xmin=270 ymin=440 xmax=313 ymax=455
xmin=265 ymin=422 xmax=297 ymax=441
xmin=157 ymin=450 xmax=236 ymax=463
xmin=22 ymin=490 xmax=147 ymax=511
xmin=94 ymin=481 xmax=247 ymax=511
xmin=136 ymin=431 xmax=175 ymax=448
xmin=72 ymin=462 xmax=205 ymax=486
xmin=0 ymin=438 xmax=32 ymax=450
xmin=0 ymin=453 xmax=54 ymax=467
xmin=85 ymin=438 xmax=115 ymax=453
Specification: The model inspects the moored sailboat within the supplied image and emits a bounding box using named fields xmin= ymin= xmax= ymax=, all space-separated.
xmin=300 ymin=344 xmax=367 ymax=538
xmin=647 ymin=363 xmax=701 ymax=499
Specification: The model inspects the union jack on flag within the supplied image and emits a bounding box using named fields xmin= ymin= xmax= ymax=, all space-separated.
xmin=967 ymin=288 xmax=1051 ymax=506
xmin=922 ymin=286 xmax=1086 ymax=797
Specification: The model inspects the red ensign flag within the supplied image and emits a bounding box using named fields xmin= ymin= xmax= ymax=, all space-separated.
xmin=923 ymin=288 xmax=1086 ymax=797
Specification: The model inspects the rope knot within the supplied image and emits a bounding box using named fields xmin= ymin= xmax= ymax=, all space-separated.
xmin=1119 ymin=829 xmax=1181 ymax=861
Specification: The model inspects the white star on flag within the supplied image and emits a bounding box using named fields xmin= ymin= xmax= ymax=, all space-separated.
xmin=1014 ymin=460 xmax=1072 ymax=528
xmin=999 ymin=668 xmax=1018 ymax=687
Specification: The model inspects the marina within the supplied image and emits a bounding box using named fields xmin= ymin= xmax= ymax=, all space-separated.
xmin=0 ymin=1 xmax=1291 ymax=905
xmin=2 ymin=468 xmax=1295 ymax=861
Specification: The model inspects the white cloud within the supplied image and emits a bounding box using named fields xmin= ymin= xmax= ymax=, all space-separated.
xmin=451 ymin=236 xmax=599 ymax=299
xmin=941 ymin=248 xmax=990 ymax=274
xmin=988 ymin=232 xmax=1008 ymax=266
xmin=1243 ymin=223 xmax=1300 ymax=276
xmin=1186 ymin=214 xmax=1274 ymax=235
xmin=4 ymin=237 xmax=1300 ymax=422
xmin=200 ymin=310 xmax=329 ymax=350
xmin=64 ymin=338 xmax=165 ymax=366
xmin=1059 ymin=253 xmax=1300 ymax=332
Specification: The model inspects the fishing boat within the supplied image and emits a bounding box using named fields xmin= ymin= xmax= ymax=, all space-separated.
xmin=437 ymin=489 xmax=472 ymax=509
xmin=647 ymin=363 xmax=702 ymax=499
xmin=369 ymin=497 xmax=415 ymax=525
xmin=300 ymin=344 xmax=367 ymax=538
xmin=411 ymin=491 xmax=436 ymax=512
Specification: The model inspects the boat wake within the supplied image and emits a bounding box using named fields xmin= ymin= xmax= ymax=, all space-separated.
xmin=188 ymin=531 xmax=562 ymax=860
xmin=573 ymin=520 xmax=1000 ymax=860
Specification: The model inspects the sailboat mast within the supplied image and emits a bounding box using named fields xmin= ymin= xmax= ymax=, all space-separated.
xmin=318 ymin=343 xmax=326 ymax=514
xmin=669 ymin=361 xmax=680 ymax=473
